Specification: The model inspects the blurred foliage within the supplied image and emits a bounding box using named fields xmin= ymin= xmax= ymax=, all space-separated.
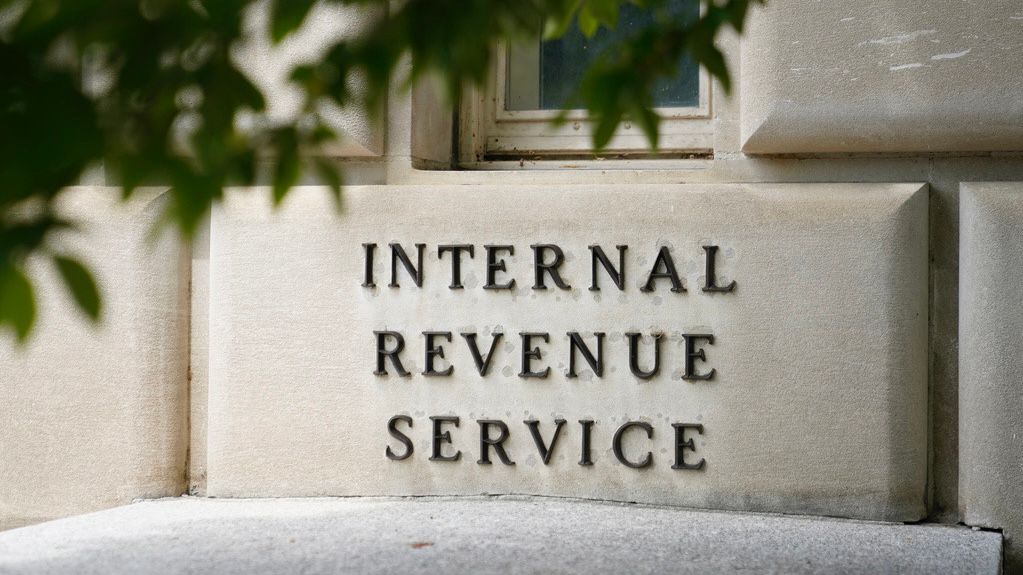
xmin=0 ymin=0 xmax=762 ymax=342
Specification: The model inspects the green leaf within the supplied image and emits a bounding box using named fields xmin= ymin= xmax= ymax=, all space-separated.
xmin=290 ymin=64 xmax=318 ymax=86
xmin=588 ymin=0 xmax=620 ymax=29
xmin=313 ymin=157 xmax=343 ymax=209
xmin=0 ymin=0 xmax=754 ymax=328
xmin=0 ymin=265 xmax=36 ymax=343
xmin=271 ymin=0 xmax=318 ymax=43
xmin=633 ymin=103 xmax=660 ymax=149
xmin=725 ymin=0 xmax=757 ymax=31
xmin=577 ymin=7 xmax=600 ymax=38
xmin=53 ymin=255 xmax=101 ymax=321
xmin=696 ymin=43 xmax=730 ymax=93
xmin=543 ymin=0 xmax=583 ymax=39
xmin=272 ymin=145 xmax=300 ymax=206
xmin=592 ymin=107 xmax=623 ymax=150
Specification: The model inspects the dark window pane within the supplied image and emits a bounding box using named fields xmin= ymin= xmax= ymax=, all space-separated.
xmin=539 ymin=0 xmax=699 ymax=110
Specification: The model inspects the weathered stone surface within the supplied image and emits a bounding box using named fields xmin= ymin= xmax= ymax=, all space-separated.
xmin=740 ymin=2 xmax=1023 ymax=153
xmin=233 ymin=0 xmax=384 ymax=157
xmin=0 ymin=497 xmax=1002 ymax=575
xmin=189 ymin=220 xmax=211 ymax=495
xmin=206 ymin=183 xmax=928 ymax=521
xmin=959 ymin=182 xmax=1023 ymax=571
xmin=0 ymin=188 xmax=189 ymax=530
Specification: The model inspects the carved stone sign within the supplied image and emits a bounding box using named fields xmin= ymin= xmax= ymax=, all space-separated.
xmin=207 ymin=183 xmax=928 ymax=521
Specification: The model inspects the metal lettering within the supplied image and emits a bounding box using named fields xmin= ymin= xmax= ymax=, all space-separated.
xmin=483 ymin=245 xmax=516 ymax=290
xmin=567 ymin=331 xmax=604 ymax=378
xmin=438 ymin=244 xmax=474 ymax=289
xmin=640 ymin=246 xmax=685 ymax=293
xmin=373 ymin=331 xmax=410 ymax=376
xmin=519 ymin=332 xmax=551 ymax=378
xmin=588 ymin=244 xmax=627 ymax=291
xmin=429 ymin=416 xmax=461 ymax=462
xmin=530 ymin=244 xmax=571 ymax=290
xmin=385 ymin=415 xmax=414 ymax=461
xmin=702 ymin=245 xmax=736 ymax=293
xmin=613 ymin=421 xmax=654 ymax=469
xmin=388 ymin=243 xmax=425 ymax=288
xmin=477 ymin=420 xmax=515 ymax=465
xmin=524 ymin=418 xmax=566 ymax=465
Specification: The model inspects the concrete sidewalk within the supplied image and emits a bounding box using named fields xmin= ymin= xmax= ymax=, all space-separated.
xmin=0 ymin=496 xmax=1002 ymax=574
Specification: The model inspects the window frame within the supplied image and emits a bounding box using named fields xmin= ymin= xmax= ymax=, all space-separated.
xmin=458 ymin=35 xmax=714 ymax=165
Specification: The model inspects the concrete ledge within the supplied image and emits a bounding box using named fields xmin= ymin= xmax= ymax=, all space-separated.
xmin=0 ymin=497 xmax=1001 ymax=574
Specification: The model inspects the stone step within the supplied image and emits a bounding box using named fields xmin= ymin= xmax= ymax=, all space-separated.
xmin=0 ymin=497 xmax=1000 ymax=575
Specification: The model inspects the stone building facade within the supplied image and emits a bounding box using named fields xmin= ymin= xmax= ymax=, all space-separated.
xmin=2 ymin=0 xmax=1022 ymax=571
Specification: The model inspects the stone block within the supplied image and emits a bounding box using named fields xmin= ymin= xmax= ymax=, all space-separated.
xmin=959 ymin=182 xmax=1023 ymax=570
xmin=207 ymin=183 xmax=928 ymax=521
xmin=0 ymin=188 xmax=189 ymax=530
xmin=233 ymin=0 xmax=384 ymax=157
xmin=740 ymin=2 xmax=1023 ymax=153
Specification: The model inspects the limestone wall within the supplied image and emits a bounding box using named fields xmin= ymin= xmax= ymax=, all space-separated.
xmin=3 ymin=0 xmax=1023 ymax=569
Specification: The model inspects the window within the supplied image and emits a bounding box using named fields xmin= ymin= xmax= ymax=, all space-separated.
xmin=459 ymin=0 xmax=712 ymax=164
